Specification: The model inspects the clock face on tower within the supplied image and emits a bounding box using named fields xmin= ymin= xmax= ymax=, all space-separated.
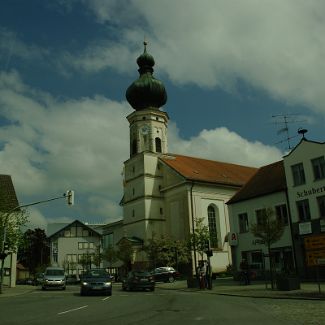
xmin=141 ymin=124 xmax=150 ymax=135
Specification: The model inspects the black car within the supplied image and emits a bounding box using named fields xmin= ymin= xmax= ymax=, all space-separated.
xmin=80 ymin=269 xmax=112 ymax=296
xmin=151 ymin=267 xmax=180 ymax=283
xmin=122 ymin=271 xmax=155 ymax=291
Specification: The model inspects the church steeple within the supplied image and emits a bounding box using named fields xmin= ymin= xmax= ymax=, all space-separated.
xmin=126 ymin=43 xmax=169 ymax=157
xmin=126 ymin=42 xmax=167 ymax=110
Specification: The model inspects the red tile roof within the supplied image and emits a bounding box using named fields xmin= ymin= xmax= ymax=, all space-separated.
xmin=160 ymin=154 xmax=257 ymax=187
xmin=227 ymin=160 xmax=286 ymax=204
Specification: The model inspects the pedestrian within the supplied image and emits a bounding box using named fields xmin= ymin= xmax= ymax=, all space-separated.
xmin=240 ymin=259 xmax=250 ymax=285
xmin=199 ymin=261 xmax=206 ymax=289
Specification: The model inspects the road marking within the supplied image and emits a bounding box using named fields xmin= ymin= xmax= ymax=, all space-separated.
xmin=58 ymin=305 xmax=88 ymax=315
xmin=102 ymin=296 xmax=111 ymax=301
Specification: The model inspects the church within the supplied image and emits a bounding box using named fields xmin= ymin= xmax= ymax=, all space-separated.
xmin=105 ymin=43 xmax=257 ymax=275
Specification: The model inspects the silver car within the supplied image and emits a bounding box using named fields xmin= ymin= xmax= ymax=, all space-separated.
xmin=42 ymin=267 xmax=66 ymax=290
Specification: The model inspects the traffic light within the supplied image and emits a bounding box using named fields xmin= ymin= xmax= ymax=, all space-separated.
xmin=66 ymin=190 xmax=74 ymax=206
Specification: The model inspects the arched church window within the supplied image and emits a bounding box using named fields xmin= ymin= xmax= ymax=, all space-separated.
xmin=132 ymin=139 xmax=137 ymax=156
xmin=155 ymin=137 xmax=162 ymax=153
xmin=208 ymin=205 xmax=218 ymax=248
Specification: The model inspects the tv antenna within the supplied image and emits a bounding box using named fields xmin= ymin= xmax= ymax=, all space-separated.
xmin=272 ymin=113 xmax=306 ymax=150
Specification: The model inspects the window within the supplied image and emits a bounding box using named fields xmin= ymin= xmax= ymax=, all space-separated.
xmin=238 ymin=213 xmax=249 ymax=233
xmin=155 ymin=137 xmax=162 ymax=153
xmin=132 ymin=139 xmax=137 ymax=156
xmin=207 ymin=205 xmax=218 ymax=248
xmin=275 ymin=204 xmax=288 ymax=225
xmin=78 ymin=242 xmax=94 ymax=250
xmin=291 ymin=163 xmax=306 ymax=186
xmin=312 ymin=157 xmax=325 ymax=180
xmin=160 ymin=207 xmax=163 ymax=215
xmin=255 ymin=208 xmax=267 ymax=226
xmin=317 ymin=196 xmax=325 ymax=218
xmin=103 ymin=233 xmax=114 ymax=248
xmin=296 ymin=199 xmax=311 ymax=221
xmin=66 ymin=254 xmax=77 ymax=262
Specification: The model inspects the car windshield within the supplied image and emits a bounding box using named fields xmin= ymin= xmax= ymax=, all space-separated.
xmin=45 ymin=269 xmax=64 ymax=276
xmin=84 ymin=269 xmax=108 ymax=277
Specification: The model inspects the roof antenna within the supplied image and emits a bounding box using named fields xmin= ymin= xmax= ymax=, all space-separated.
xmin=298 ymin=128 xmax=308 ymax=139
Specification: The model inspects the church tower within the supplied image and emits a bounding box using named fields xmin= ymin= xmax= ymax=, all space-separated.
xmin=122 ymin=42 xmax=168 ymax=242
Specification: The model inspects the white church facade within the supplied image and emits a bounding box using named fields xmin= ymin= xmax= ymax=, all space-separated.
xmin=105 ymin=43 xmax=257 ymax=275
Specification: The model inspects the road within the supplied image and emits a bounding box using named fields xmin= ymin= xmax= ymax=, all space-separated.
xmin=0 ymin=284 xmax=323 ymax=325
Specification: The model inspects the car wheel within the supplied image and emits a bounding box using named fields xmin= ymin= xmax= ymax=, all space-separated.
xmin=168 ymin=276 xmax=175 ymax=283
xmin=62 ymin=286 xmax=66 ymax=290
xmin=150 ymin=287 xmax=155 ymax=291
xmin=80 ymin=290 xmax=85 ymax=296
xmin=106 ymin=290 xmax=112 ymax=296
xmin=42 ymin=286 xmax=46 ymax=291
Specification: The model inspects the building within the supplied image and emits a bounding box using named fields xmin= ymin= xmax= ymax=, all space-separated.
xmin=283 ymin=137 xmax=325 ymax=278
xmin=227 ymin=161 xmax=294 ymax=277
xmin=227 ymin=137 xmax=325 ymax=279
xmin=0 ymin=175 xmax=20 ymax=287
xmin=47 ymin=220 xmax=104 ymax=276
xmin=111 ymin=43 xmax=257 ymax=274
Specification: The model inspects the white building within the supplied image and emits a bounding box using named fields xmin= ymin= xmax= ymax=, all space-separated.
xmin=283 ymin=138 xmax=325 ymax=278
xmin=47 ymin=220 xmax=103 ymax=276
xmin=227 ymin=137 xmax=325 ymax=279
xmin=110 ymin=43 xmax=257 ymax=275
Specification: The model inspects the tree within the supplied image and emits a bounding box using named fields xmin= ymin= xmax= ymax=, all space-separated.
xmin=0 ymin=209 xmax=28 ymax=293
xmin=189 ymin=217 xmax=210 ymax=262
xmin=102 ymin=245 xmax=118 ymax=267
xmin=116 ymin=239 xmax=133 ymax=276
xmin=18 ymin=228 xmax=50 ymax=274
xmin=250 ymin=207 xmax=285 ymax=289
xmin=92 ymin=245 xmax=103 ymax=268
xmin=143 ymin=234 xmax=190 ymax=269
xmin=79 ymin=252 xmax=92 ymax=271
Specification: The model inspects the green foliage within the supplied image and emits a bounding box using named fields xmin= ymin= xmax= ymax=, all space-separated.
xmin=116 ymin=239 xmax=133 ymax=268
xmin=79 ymin=252 xmax=92 ymax=270
xmin=0 ymin=209 xmax=28 ymax=253
xmin=188 ymin=217 xmax=210 ymax=259
xmin=18 ymin=227 xmax=50 ymax=274
xmin=250 ymin=207 xmax=285 ymax=247
xmin=102 ymin=244 xmax=118 ymax=266
xmin=92 ymin=245 xmax=103 ymax=268
xmin=143 ymin=234 xmax=190 ymax=269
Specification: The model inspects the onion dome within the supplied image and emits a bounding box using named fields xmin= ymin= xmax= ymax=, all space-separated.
xmin=126 ymin=42 xmax=167 ymax=110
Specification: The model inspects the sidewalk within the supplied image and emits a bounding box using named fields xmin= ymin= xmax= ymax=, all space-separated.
xmin=156 ymin=277 xmax=325 ymax=300
xmin=0 ymin=285 xmax=36 ymax=298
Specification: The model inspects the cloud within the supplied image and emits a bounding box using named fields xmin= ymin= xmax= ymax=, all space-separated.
xmin=0 ymin=70 xmax=282 ymax=224
xmin=168 ymin=122 xmax=283 ymax=167
xmin=70 ymin=0 xmax=325 ymax=117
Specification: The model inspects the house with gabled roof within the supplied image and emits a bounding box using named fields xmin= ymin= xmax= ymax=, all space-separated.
xmin=227 ymin=137 xmax=325 ymax=280
xmin=47 ymin=220 xmax=104 ymax=276
xmin=227 ymin=161 xmax=294 ymax=277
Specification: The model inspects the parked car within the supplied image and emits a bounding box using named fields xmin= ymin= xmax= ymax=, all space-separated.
xmin=42 ymin=267 xmax=66 ymax=290
xmin=151 ymin=266 xmax=180 ymax=283
xmin=80 ymin=269 xmax=112 ymax=296
xmin=122 ymin=270 xmax=155 ymax=291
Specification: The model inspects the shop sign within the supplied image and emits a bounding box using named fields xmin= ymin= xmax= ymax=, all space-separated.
xmin=306 ymin=250 xmax=325 ymax=266
xmin=304 ymin=234 xmax=325 ymax=250
xmin=299 ymin=222 xmax=312 ymax=235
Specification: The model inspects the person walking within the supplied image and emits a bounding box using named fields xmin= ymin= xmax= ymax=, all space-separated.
xmin=240 ymin=259 xmax=250 ymax=285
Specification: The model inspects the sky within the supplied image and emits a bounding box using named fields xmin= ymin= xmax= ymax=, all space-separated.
xmin=0 ymin=0 xmax=324 ymax=230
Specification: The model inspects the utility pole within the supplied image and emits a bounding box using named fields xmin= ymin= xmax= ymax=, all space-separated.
xmin=0 ymin=191 xmax=75 ymax=293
